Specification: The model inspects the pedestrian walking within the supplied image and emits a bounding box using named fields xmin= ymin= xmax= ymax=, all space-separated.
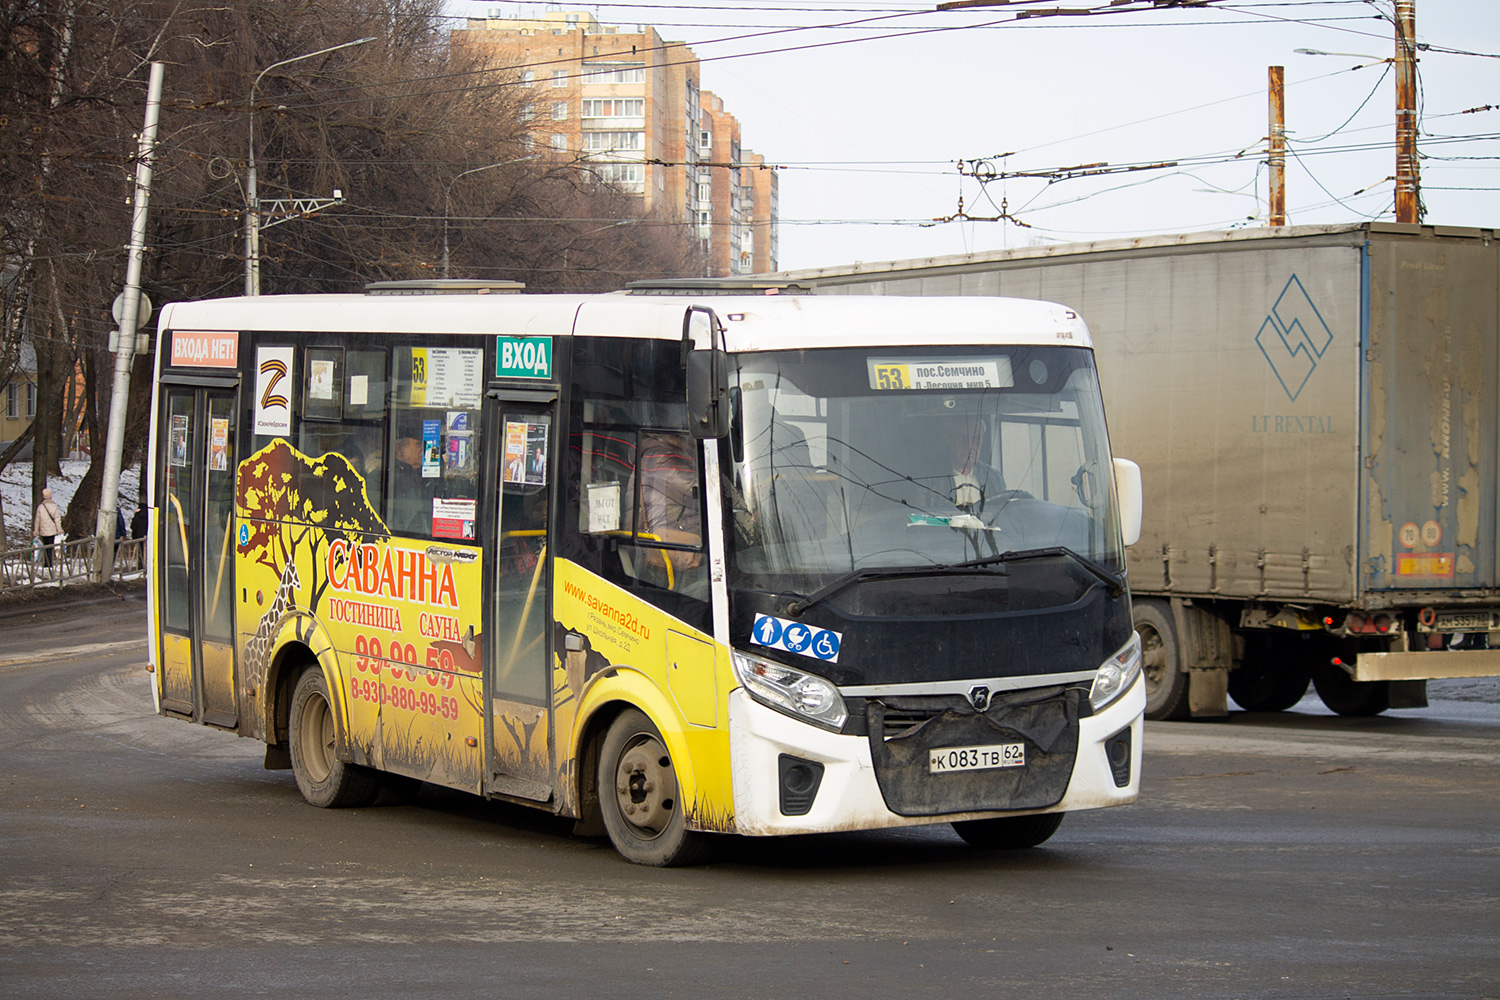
xmin=33 ymin=488 xmax=64 ymax=569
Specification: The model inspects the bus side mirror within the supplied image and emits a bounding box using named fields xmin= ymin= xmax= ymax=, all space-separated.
xmin=1113 ymin=457 xmax=1142 ymax=547
xmin=683 ymin=306 xmax=729 ymax=439
xmin=687 ymin=348 xmax=730 ymax=439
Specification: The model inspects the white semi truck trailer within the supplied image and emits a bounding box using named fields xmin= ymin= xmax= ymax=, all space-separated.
xmin=783 ymin=222 xmax=1500 ymax=719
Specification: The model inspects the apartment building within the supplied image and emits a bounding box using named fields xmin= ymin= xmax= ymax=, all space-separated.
xmin=450 ymin=10 xmax=777 ymax=276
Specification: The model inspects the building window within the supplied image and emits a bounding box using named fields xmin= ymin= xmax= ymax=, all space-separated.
xmin=552 ymin=101 xmax=568 ymax=120
xmin=4 ymin=383 xmax=17 ymax=419
xmin=551 ymin=133 xmax=568 ymax=151
xmin=582 ymin=63 xmax=645 ymax=85
xmin=521 ymin=69 xmax=534 ymax=87
xmin=599 ymin=163 xmax=642 ymax=184
xmin=581 ymin=98 xmax=644 ymax=118
xmin=699 ymin=130 xmax=711 ymax=151
xmin=552 ymin=70 xmax=568 ymax=87
xmin=583 ymin=130 xmax=644 ymax=152
xmin=25 ymin=382 xmax=36 ymax=419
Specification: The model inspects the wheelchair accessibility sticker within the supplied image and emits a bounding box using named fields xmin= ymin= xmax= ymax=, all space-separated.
xmin=752 ymin=614 xmax=841 ymax=663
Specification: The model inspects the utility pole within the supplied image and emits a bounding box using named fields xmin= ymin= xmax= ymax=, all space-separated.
xmin=95 ymin=60 xmax=164 ymax=582
xmin=1394 ymin=0 xmax=1421 ymax=223
xmin=1268 ymin=65 xmax=1287 ymax=227
xmin=245 ymin=37 xmax=375 ymax=296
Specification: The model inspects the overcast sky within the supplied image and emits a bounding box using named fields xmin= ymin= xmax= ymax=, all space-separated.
xmin=451 ymin=0 xmax=1498 ymax=272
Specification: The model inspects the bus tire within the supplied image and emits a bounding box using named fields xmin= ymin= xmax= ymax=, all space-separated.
xmin=598 ymin=708 xmax=713 ymax=867
xmin=1135 ymin=600 xmax=1189 ymax=721
xmin=288 ymin=668 xmax=380 ymax=808
xmin=952 ymin=812 xmax=1064 ymax=850
xmin=1312 ymin=662 xmax=1389 ymax=717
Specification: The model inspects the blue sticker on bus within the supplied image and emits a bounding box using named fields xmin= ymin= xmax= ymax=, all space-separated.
xmin=751 ymin=614 xmax=841 ymax=663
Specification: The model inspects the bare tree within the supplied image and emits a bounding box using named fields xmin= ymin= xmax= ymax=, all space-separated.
xmin=1 ymin=0 xmax=701 ymax=536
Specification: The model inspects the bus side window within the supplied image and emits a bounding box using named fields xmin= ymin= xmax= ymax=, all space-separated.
xmin=566 ymin=338 xmax=709 ymax=631
xmin=387 ymin=345 xmax=483 ymax=541
xmin=298 ymin=346 xmax=386 ymax=513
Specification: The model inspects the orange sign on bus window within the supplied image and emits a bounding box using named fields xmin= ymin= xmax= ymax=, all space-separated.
xmin=170 ymin=331 xmax=238 ymax=368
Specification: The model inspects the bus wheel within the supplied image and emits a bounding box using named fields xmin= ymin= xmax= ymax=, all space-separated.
xmin=1312 ymin=662 xmax=1390 ymax=717
xmin=952 ymin=813 xmax=1064 ymax=850
xmin=1135 ymin=601 xmax=1189 ymax=721
xmin=598 ymin=708 xmax=713 ymax=867
xmin=288 ymin=668 xmax=380 ymax=808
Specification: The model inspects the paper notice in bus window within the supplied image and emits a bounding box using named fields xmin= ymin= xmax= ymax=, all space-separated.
xmin=253 ymin=346 xmax=294 ymax=436
xmin=349 ymin=374 xmax=369 ymax=406
xmin=503 ymin=421 xmax=528 ymax=485
xmin=446 ymin=411 xmax=474 ymax=475
xmin=431 ymin=498 xmax=477 ymax=541
xmin=867 ymin=358 xmax=1013 ymax=391
xmin=308 ymin=359 xmax=335 ymax=401
xmin=584 ymin=482 xmax=621 ymax=533
xmin=524 ymin=422 xmax=548 ymax=485
xmin=426 ymin=348 xmax=483 ymax=408
xmin=209 ymin=417 xmax=230 ymax=471
xmin=169 ymin=414 xmax=189 ymax=467
xmin=421 ymin=419 xmax=441 ymax=478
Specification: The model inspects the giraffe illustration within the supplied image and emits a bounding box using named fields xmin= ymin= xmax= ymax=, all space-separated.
xmin=242 ymin=559 xmax=301 ymax=696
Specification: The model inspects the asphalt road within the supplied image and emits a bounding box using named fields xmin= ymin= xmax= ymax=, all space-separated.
xmin=1 ymin=590 xmax=1497 ymax=999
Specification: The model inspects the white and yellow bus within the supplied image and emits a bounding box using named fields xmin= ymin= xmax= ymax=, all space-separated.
xmin=147 ymin=280 xmax=1145 ymax=865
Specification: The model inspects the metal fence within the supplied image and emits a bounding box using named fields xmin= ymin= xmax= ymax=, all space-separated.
xmin=0 ymin=535 xmax=147 ymax=592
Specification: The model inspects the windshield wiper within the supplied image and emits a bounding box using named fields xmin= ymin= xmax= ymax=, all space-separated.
xmin=957 ymin=546 xmax=1125 ymax=596
xmin=784 ymin=546 xmax=1124 ymax=617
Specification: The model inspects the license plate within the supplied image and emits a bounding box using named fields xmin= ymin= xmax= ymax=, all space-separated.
xmin=929 ymin=743 xmax=1025 ymax=774
xmin=1433 ymin=611 xmax=1494 ymax=631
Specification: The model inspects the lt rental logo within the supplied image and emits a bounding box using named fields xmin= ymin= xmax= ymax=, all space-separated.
xmin=1255 ymin=275 xmax=1333 ymax=402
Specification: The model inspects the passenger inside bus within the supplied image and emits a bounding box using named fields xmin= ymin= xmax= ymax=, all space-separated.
xmin=633 ymin=431 xmax=706 ymax=599
xmin=390 ymin=432 xmax=435 ymax=534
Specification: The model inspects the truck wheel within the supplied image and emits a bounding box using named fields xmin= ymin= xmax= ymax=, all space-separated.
xmin=288 ymin=667 xmax=380 ymax=808
xmin=1135 ymin=601 xmax=1189 ymax=720
xmin=1228 ymin=650 xmax=1311 ymax=712
xmin=952 ymin=813 xmax=1064 ymax=849
xmin=1312 ymin=662 xmax=1389 ymax=717
xmin=598 ymin=708 xmax=713 ymax=867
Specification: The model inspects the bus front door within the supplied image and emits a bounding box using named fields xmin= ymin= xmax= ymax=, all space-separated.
xmin=486 ymin=399 xmax=555 ymax=802
xmin=157 ymin=385 xmax=239 ymax=728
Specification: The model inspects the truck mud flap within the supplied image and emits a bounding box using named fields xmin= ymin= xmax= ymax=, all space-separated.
xmin=864 ymin=686 xmax=1085 ymax=817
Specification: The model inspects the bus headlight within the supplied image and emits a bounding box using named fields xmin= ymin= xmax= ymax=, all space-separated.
xmin=1089 ymin=632 xmax=1142 ymax=712
xmin=731 ymin=650 xmax=848 ymax=732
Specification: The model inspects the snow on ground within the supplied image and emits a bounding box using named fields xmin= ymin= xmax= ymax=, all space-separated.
xmin=0 ymin=459 xmax=141 ymax=549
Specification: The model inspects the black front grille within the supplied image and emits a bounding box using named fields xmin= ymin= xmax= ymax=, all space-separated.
xmin=880 ymin=706 xmax=944 ymax=738
xmin=864 ymin=686 xmax=1086 ymax=817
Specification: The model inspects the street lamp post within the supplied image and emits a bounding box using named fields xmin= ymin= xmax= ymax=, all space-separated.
xmin=245 ymin=36 xmax=375 ymax=296
xmin=442 ymin=156 xmax=538 ymax=279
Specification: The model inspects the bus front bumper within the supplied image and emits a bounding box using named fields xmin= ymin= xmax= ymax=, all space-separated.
xmin=726 ymin=675 xmax=1143 ymax=837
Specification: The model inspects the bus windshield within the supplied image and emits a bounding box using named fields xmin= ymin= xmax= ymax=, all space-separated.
xmin=724 ymin=346 xmax=1123 ymax=609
